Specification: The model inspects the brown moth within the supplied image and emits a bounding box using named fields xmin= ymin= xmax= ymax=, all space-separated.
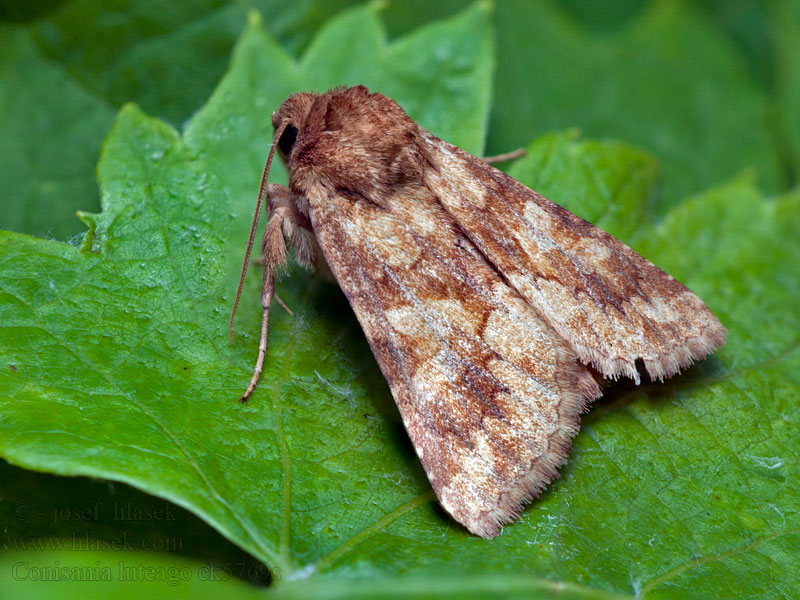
xmin=230 ymin=85 xmax=727 ymax=538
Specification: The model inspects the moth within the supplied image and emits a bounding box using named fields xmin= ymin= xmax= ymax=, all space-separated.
xmin=230 ymin=85 xmax=727 ymax=538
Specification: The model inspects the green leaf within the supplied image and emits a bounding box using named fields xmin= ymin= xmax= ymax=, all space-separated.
xmin=6 ymin=1 xmax=795 ymax=240
xmin=0 ymin=550 xmax=265 ymax=598
xmin=0 ymin=460 xmax=270 ymax=593
xmin=489 ymin=0 xmax=784 ymax=210
xmin=28 ymin=0 xmax=362 ymax=123
xmin=0 ymin=0 xmax=364 ymax=241
xmin=692 ymin=0 xmax=776 ymax=89
xmin=0 ymin=26 xmax=114 ymax=240
xmin=2 ymin=4 xmax=799 ymax=599
xmin=773 ymin=0 xmax=800 ymax=177
xmin=508 ymin=130 xmax=659 ymax=241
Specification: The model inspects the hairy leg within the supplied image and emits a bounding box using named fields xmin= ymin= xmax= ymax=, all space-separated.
xmin=240 ymin=185 xmax=317 ymax=402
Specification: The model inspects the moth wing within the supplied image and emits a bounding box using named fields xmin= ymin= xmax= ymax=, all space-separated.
xmin=306 ymin=182 xmax=600 ymax=538
xmin=423 ymin=135 xmax=727 ymax=383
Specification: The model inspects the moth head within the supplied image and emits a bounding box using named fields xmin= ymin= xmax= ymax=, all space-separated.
xmin=271 ymin=92 xmax=316 ymax=163
xmin=270 ymin=86 xmax=378 ymax=165
xmin=269 ymin=86 xmax=423 ymax=206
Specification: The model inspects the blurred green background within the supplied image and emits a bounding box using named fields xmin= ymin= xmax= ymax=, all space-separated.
xmin=1 ymin=0 xmax=798 ymax=598
xmin=2 ymin=0 xmax=798 ymax=242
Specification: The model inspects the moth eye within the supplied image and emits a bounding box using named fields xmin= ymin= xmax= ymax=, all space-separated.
xmin=278 ymin=124 xmax=298 ymax=157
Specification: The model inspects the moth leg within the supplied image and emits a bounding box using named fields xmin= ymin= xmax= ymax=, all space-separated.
xmin=482 ymin=148 xmax=525 ymax=164
xmin=247 ymin=257 xmax=292 ymax=314
xmin=270 ymin=183 xmax=333 ymax=279
xmin=241 ymin=185 xmax=315 ymax=403
xmin=240 ymin=213 xmax=281 ymax=403
xmin=268 ymin=183 xmax=319 ymax=270
xmin=273 ymin=294 xmax=294 ymax=316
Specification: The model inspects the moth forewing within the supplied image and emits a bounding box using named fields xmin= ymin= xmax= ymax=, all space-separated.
xmin=422 ymin=133 xmax=727 ymax=384
xmin=233 ymin=85 xmax=727 ymax=537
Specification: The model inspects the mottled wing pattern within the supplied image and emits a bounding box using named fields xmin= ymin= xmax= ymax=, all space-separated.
xmin=423 ymin=135 xmax=727 ymax=383
xmin=306 ymin=180 xmax=601 ymax=538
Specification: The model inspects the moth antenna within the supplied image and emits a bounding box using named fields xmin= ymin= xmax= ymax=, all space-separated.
xmin=229 ymin=120 xmax=290 ymax=343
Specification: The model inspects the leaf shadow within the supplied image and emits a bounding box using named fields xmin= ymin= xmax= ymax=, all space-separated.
xmin=305 ymin=275 xmax=431 ymax=491
xmin=0 ymin=459 xmax=273 ymax=586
